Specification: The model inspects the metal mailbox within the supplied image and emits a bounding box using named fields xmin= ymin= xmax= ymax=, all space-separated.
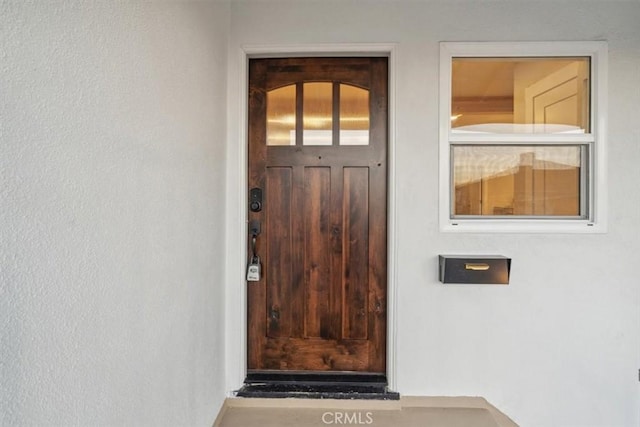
xmin=439 ymin=255 xmax=511 ymax=285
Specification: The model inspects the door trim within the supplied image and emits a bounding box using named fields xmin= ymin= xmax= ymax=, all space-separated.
xmin=226 ymin=43 xmax=398 ymax=395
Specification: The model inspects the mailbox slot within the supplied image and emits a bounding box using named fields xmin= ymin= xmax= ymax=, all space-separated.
xmin=439 ymin=255 xmax=511 ymax=284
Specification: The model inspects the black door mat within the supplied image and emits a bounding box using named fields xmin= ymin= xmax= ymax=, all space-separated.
xmin=236 ymin=372 xmax=400 ymax=400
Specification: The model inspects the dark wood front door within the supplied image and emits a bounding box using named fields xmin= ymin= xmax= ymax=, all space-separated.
xmin=247 ymin=57 xmax=388 ymax=374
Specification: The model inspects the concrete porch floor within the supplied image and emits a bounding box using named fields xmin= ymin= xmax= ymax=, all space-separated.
xmin=213 ymin=396 xmax=518 ymax=427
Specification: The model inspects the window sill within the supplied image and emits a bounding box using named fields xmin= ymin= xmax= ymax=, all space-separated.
xmin=441 ymin=219 xmax=606 ymax=234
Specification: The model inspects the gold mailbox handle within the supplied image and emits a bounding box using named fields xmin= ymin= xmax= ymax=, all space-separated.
xmin=465 ymin=263 xmax=490 ymax=271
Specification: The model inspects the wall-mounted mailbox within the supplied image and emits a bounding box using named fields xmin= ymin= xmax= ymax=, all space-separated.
xmin=439 ymin=255 xmax=511 ymax=285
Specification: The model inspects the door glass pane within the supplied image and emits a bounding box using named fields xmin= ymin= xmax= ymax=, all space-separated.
xmin=451 ymin=57 xmax=590 ymax=134
xmin=452 ymin=145 xmax=584 ymax=217
xmin=340 ymin=84 xmax=369 ymax=145
xmin=267 ymin=85 xmax=296 ymax=146
xmin=303 ymin=82 xmax=333 ymax=146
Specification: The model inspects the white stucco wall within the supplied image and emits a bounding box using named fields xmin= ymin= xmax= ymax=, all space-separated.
xmin=2 ymin=1 xmax=639 ymax=426
xmin=225 ymin=1 xmax=640 ymax=426
xmin=1 ymin=1 xmax=228 ymax=425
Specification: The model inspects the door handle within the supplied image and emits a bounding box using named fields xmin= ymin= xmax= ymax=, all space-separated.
xmin=249 ymin=220 xmax=261 ymax=259
xmin=247 ymin=220 xmax=262 ymax=282
xmin=249 ymin=220 xmax=261 ymax=237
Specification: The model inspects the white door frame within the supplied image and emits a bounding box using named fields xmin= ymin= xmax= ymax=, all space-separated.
xmin=225 ymin=43 xmax=398 ymax=395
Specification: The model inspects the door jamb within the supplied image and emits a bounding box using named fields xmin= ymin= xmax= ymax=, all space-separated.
xmin=226 ymin=43 xmax=398 ymax=395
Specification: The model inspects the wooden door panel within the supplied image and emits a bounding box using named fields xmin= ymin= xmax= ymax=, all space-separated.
xmin=263 ymin=337 xmax=370 ymax=371
xmin=265 ymin=167 xmax=294 ymax=338
xmin=303 ymin=167 xmax=331 ymax=339
xmin=267 ymin=147 xmax=382 ymax=167
xmin=248 ymin=57 xmax=387 ymax=374
xmin=342 ymin=167 xmax=370 ymax=340
xmin=265 ymin=59 xmax=371 ymax=90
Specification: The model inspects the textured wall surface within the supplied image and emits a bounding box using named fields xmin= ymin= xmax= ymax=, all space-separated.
xmin=2 ymin=1 xmax=639 ymax=426
xmin=1 ymin=1 xmax=228 ymax=425
xmin=225 ymin=1 xmax=640 ymax=426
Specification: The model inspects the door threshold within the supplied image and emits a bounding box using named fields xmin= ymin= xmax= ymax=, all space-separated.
xmin=236 ymin=371 xmax=400 ymax=400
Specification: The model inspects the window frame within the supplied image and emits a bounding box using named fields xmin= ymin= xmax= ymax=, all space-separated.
xmin=439 ymin=41 xmax=608 ymax=233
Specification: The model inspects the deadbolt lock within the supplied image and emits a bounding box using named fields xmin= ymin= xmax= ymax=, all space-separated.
xmin=249 ymin=188 xmax=262 ymax=212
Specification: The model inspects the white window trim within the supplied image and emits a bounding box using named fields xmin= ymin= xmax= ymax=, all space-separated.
xmin=439 ymin=41 xmax=608 ymax=233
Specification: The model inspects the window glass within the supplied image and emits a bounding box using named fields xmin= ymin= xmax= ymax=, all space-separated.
xmin=303 ymin=82 xmax=333 ymax=145
xmin=267 ymin=83 xmax=372 ymax=147
xmin=451 ymin=57 xmax=590 ymax=134
xmin=441 ymin=42 xmax=606 ymax=231
xmin=452 ymin=145 xmax=584 ymax=217
xmin=266 ymin=84 xmax=296 ymax=146
xmin=340 ymin=84 xmax=369 ymax=145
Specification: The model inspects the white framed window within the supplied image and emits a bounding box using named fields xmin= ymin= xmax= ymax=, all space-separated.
xmin=439 ymin=41 xmax=608 ymax=233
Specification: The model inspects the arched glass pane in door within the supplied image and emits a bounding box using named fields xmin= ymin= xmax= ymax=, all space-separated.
xmin=340 ymin=84 xmax=369 ymax=145
xmin=303 ymin=82 xmax=333 ymax=146
xmin=266 ymin=84 xmax=296 ymax=146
